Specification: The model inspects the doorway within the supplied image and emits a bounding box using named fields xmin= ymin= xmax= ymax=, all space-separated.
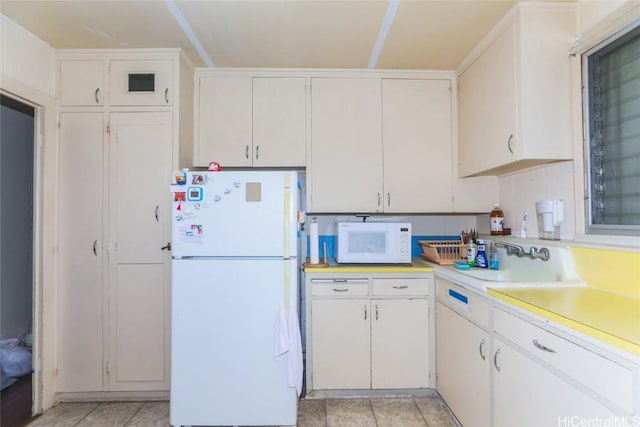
xmin=0 ymin=94 xmax=35 ymax=426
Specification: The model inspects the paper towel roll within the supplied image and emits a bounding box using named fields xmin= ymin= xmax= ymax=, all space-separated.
xmin=309 ymin=222 xmax=319 ymax=264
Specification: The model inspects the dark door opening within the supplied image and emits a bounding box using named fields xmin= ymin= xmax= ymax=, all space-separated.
xmin=1 ymin=94 xmax=35 ymax=426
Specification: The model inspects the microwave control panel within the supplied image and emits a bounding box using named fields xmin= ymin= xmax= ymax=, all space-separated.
xmin=400 ymin=227 xmax=411 ymax=260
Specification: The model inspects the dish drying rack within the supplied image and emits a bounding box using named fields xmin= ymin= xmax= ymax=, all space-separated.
xmin=418 ymin=239 xmax=468 ymax=265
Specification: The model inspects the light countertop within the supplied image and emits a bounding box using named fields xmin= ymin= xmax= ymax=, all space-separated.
xmin=489 ymin=286 xmax=640 ymax=356
xmin=303 ymin=258 xmax=433 ymax=273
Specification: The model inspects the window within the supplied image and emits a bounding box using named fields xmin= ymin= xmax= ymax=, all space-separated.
xmin=584 ymin=25 xmax=640 ymax=236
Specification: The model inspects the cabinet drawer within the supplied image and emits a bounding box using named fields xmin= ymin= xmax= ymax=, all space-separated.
xmin=436 ymin=278 xmax=489 ymax=328
xmin=372 ymin=278 xmax=428 ymax=296
xmin=494 ymin=308 xmax=634 ymax=412
xmin=311 ymin=279 xmax=369 ymax=296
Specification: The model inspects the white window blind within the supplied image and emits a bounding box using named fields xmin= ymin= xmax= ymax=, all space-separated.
xmin=586 ymin=25 xmax=640 ymax=234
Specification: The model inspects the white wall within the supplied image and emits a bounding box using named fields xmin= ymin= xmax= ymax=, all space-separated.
xmin=1 ymin=15 xmax=55 ymax=97
xmin=498 ymin=161 xmax=576 ymax=240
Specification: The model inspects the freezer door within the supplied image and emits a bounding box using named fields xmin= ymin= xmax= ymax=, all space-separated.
xmin=170 ymin=258 xmax=298 ymax=426
xmin=171 ymin=171 xmax=298 ymax=257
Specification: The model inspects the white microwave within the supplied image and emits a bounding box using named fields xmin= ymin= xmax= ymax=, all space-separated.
xmin=335 ymin=222 xmax=412 ymax=264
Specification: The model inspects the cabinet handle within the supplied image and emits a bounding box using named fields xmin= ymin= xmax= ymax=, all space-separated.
xmin=332 ymin=288 xmax=348 ymax=292
xmin=255 ymin=145 xmax=259 ymax=160
xmin=392 ymin=285 xmax=408 ymax=289
xmin=164 ymin=88 xmax=169 ymax=104
xmin=161 ymin=242 xmax=172 ymax=251
xmin=93 ymin=240 xmax=98 ymax=256
xmin=507 ymin=134 xmax=514 ymax=154
xmin=94 ymin=88 xmax=100 ymax=104
xmin=155 ymin=205 xmax=159 ymax=222
xmin=533 ymin=339 xmax=556 ymax=353
xmin=364 ymin=304 xmax=367 ymax=320
xmin=377 ymin=192 xmax=381 ymax=207
xmin=375 ymin=304 xmax=379 ymax=320
xmin=387 ymin=192 xmax=391 ymax=207
xmin=479 ymin=338 xmax=486 ymax=360
xmin=493 ymin=348 xmax=501 ymax=372
xmin=245 ymin=145 xmax=249 ymax=159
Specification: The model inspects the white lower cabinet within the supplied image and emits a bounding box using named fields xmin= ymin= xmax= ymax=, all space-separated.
xmin=307 ymin=273 xmax=432 ymax=392
xmin=492 ymin=335 xmax=617 ymax=427
xmin=435 ymin=278 xmax=491 ymax=427
xmin=435 ymin=274 xmax=638 ymax=427
xmin=436 ymin=302 xmax=490 ymax=427
xmin=311 ymin=298 xmax=371 ymax=390
xmin=371 ymin=298 xmax=429 ymax=389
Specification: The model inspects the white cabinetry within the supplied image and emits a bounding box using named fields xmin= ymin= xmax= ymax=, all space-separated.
xmin=457 ymin=4 xmax=576 ymax=176
xmin=59 ymin=60 xmax=105 ymax=106
xmin=306 ymin=272 xmax=432 ymax=392
xmin=435 ymin=278 xmax=490 ymax=427
xmin=57 ymin=112 xmax=105 ymax=392
xmin=56 ymin=50 xmax=181 ymax=394
xmin=109 ymin=59 xmax=174 ymax=106
xmin=309 ymin=77 xmax=382 ymax=213
xmin=309 ymin=75 xmax=459 ymax=213
xmin=194 ymin=71 xmax=306 ymax=167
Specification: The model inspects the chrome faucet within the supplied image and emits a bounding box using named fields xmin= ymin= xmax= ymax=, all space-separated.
xmin=490 ymin=241 xmax=550 ymax=261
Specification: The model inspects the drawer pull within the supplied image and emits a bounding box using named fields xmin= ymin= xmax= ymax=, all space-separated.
xmin=493 ymin=348 xmax=501 ymax=372
xmin=165 ymin=88 xmax=169 ymax=104
xmin=533 ymin=339 xmax=556 ymax=353
xmin=375 ymin=304 xmax=379 ymax=320
xmin=332 ymin=288 xmax=348 ymax=292
xmin=392 ymin=285 xmax=408 ymax=289
xmin=479 ymin=338 xmax=486 ymax=361
xmin=332 ymin=279 xmax=347 ymax=283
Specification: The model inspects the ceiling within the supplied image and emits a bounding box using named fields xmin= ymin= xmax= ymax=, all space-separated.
xmin=1 ymin=0 xmax=570 ymax=70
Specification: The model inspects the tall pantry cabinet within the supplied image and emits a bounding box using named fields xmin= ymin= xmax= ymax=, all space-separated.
xmin=56 ymin=50 xmax=184 ymax=394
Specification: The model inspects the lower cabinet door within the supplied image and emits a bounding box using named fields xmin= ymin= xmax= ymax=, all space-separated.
xmin=436 ymin=302 xmax=490 ymax=427
xmin=311 ymin=298 xmax=371 ymax=389
xmin=493 ymin=337 xmax=617 ymax=427
xmin=108 ymin=264 xmax=169 ymax=391
xmin=371 ymin=298 xmax=429 ymax=389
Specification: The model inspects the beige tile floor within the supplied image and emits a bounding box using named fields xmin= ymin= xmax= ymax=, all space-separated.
xmin=27 ymin=396 xmax=459 ymax=427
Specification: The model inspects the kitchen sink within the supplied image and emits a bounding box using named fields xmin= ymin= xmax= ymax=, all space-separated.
xmin=458 ymin=268 xmax=561 ymax=282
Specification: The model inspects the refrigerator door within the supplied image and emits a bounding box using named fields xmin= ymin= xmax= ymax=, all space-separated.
xmin=171 ymin=171 xmax=298 ymax=258
xmin=170 ymin=258 xmax=298 ymax=426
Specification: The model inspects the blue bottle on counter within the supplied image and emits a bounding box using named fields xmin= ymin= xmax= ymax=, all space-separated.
xmin=476 ymin=239 xmax=488 ymax=269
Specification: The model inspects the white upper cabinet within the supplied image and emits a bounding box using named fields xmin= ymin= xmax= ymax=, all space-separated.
xmin=194 ymin=71 xmax=306 ymax=167
xmin=252 ymin=77 xmax=306 ymax=167
xmin=309 ymin=77 xmax=383 ymax=213
xmin=109 ymin=59 xmax=174 ymax=106
xmin=59 ymin=60 xmax=106 ymax=106
xmin=382 ymin=78 xmax=453 ymax=212
xmin=457 ymin=4 xmax=576 ymax=177
xmin=196 ymin=75 xmax=253 ymax=167
xmin=309 ymin=74 xmax=458 ymax=213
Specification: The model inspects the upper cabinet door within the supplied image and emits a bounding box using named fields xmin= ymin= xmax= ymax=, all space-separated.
xmin=59 ymin=60 xmax=106 ymax=107
xmin=382 ymin=78 xmax=453 ymax=212
xmin=109 ymin=59 xmax=174 ymax=106
xmin=458 ymin=23 xmax=517 ymax=177
xmin=195 ymin=75 xmax=253 ymax=167
xmin=252 ymin=77 xmax=306 ymax=167
xmin=309 ymin=77 xmax=383 ymax=213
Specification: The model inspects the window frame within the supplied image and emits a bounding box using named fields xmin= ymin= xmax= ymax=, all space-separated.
xmin=581 ymin=22 xmax=640 ymax=237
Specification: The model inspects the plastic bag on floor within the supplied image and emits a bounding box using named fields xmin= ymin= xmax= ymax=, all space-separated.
xmin=0 ymin=337 xmax=32 ymax=378
xmin=1 ymin=363 xmax=16 ymax=390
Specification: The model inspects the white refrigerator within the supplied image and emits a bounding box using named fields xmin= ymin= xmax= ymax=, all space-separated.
xmin=170 ymin=171 xmax=302 ymax=427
